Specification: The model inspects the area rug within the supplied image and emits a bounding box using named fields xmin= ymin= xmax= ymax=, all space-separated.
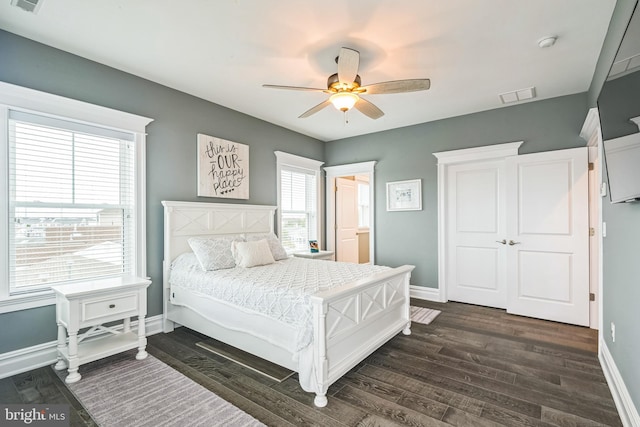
xmin=196 ymin=339 xmax=294 ymax=382
xmin=410 ymin=306 xmax=441 ymax=325
xmin=55 ymin=353 xmax=265 ymax=427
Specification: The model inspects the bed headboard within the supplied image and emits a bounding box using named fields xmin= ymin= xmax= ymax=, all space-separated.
xmin=161 ymin=201 xmax=277 ymax=332
xmin=161 ymin=200 xmax=276 ymax=264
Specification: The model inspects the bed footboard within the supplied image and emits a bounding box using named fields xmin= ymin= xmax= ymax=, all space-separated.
xmin=309 ymin=264 xmax=414 ymax=407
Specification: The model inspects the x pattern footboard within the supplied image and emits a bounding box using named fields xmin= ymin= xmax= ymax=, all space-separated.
xmin=325 ymin=275 xmax=407 ymax=340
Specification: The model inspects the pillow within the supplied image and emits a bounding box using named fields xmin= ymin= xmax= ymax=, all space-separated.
xmin=188 ymin=236 xmax=244 ymax=271
xmin=231 ymin=239 xmax=276 ymax=268
xmin=245 ymin=232 xmax=289 ymax=260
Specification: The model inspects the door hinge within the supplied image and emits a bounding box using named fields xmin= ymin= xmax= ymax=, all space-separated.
xmin=589 ymin=292 xmax=595 ymax=301
xmin=588 ymin=162 xmax=594 ymax=171
xmin=589 ymin=227 xmax=595 ymax=237
xmin=334 ymin=186 xmax=338 ymax=192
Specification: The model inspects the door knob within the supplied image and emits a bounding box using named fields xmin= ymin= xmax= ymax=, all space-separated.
xmin=495 ymin=239 xmax=506 ymax=245
xmin=508 ymin=240 xmax=521 ymax=246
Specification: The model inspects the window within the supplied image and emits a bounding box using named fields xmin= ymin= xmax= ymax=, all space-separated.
xmin=275 ymin=151 xmax=323 ymax=254
xmin=0 ymin=82 xmax=152 ymax=312
xmin=357 ymin=181 xmax=370 ymax=228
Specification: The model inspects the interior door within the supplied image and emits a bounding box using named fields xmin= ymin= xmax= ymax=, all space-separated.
xmin=447 ymin=160 xmax=507 ymax=308
xmin=336 ymin=177 xmax=359 ymax=263
xmin=505 ymin=147 xmax=589 ymax=326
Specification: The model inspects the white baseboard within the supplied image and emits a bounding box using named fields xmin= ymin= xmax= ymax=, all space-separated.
xmin=0 ymin=314 xmax=164 ymax=380
xmin=410 ymin=285 xmax=444 ymax=302
xmin=599 ymin=337 xmax=640 ymax=427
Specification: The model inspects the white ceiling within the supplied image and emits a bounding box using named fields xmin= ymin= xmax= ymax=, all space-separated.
xmin=0 ymin=0 xmax=616 ymax=141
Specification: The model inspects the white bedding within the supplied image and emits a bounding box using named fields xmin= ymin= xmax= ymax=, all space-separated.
xmin=169 ymin=254 xmax=389 ymax=351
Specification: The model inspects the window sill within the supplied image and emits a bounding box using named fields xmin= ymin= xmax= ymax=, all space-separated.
xmin=0 ymin=290 xmax=56 ymax=314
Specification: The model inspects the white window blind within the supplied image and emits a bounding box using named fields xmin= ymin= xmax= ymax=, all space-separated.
xmin=8 ymin=110 xmax=136 ymax=294
xmin=280 ymin=166 xmax=317 ymax=253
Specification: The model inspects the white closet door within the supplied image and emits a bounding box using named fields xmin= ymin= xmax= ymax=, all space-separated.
xmin=447 ymin=160 xmax=507 ymax=308
xmin=505 ymin=147 xmax=589 ymax=326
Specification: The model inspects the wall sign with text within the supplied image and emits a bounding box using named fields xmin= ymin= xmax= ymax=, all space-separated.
xmin=197 ymin=134 xmax=249 ymax=199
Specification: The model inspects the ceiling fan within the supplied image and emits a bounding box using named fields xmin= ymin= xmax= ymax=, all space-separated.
xmin=263 ymin=47 xmax=431 ymax=120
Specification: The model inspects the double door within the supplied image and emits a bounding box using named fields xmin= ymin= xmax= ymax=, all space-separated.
xmin=446 ymin=147 xmax=589 ymax=326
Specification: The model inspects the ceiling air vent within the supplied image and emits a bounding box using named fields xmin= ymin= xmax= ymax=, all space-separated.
xmin=10 ymin=0 xmax=43 ymax=14
xmin=499 ymin=87 xmax=536 ymax=104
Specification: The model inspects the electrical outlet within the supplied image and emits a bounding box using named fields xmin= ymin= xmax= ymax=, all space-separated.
xmin=611 ymin=322 xmax=616 ymax=342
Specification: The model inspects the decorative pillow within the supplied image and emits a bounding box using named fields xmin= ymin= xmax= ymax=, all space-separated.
xmin=245 ymin=232 xmax=289 ymax=260
xmin=188 ymin=236 xmax=244 ymax=271
xmin=231 ymin=239 xmax=276 ymax=268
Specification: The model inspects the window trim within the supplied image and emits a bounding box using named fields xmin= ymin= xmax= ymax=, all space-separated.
xmin=0 ymin=82 xmax=153 ymax=313
xmin=275 ymin=151 xmax=324 ymax=253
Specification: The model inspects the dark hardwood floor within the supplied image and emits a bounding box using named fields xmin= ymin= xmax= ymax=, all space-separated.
xmin=1 ymin=300 xmax=622 ymax=426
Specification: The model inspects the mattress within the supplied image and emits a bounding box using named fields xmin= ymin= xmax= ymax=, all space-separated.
xmin=169 ymin=254 xmax=389 ymax=351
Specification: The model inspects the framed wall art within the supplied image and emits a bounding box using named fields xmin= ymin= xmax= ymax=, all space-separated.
xmin=386 ymin=179 xmax=422 ymax=211
xmin=197 ymin=133 xmax=249 ymax=199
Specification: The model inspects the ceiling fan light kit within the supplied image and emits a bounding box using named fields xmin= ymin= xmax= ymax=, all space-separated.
xmin=263 ymin=47 xmax=431 ymax=121
xmin=330 ymin=92 xmax=359 ymax=112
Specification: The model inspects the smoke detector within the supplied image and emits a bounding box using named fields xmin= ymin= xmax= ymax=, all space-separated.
xmin=10 ymin=0 xmax=43 ymax=14
xmin=538 ymin=36 xmax=557 ymax=49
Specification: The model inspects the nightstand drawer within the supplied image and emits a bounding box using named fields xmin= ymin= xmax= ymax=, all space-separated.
xmin=81 ymin=293 xmax=139 ymax=323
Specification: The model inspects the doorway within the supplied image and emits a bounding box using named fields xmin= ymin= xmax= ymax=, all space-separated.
xmin=325 ymin=162 xmax=376 ymax=264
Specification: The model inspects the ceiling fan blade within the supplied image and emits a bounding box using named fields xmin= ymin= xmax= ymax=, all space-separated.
xmin=354 ymin=98 xmax=384 ymax=120
xmin=263 ymin=84 xmax=328 ymax=92
xmin=361 ymin=79 xmax=431 ymax=95
xmin=299 ymin=99 xmax=332 ymax=118
xmin=337 ymin=47 xmax=360 ymax=85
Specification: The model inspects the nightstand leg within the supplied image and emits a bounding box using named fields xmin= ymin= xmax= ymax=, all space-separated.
xmin=123 ymin=317 xmax=131 ymax=333
xmin=65 ymin=331 xmax=82 ymax=383
xmin=135 ymin=316 xmax=148 ymax=360
xmin=54 ymin=323 xmax=67 ymax=371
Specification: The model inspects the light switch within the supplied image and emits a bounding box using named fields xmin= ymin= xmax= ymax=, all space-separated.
xmin=602 ymin=222 xmax=607 ymax=237
xmin=601 ymin=182 xmax=607 ymax=197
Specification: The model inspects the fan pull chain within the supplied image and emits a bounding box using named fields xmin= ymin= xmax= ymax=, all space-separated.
xmin=344 ymin=110 xmax=349 ymax=126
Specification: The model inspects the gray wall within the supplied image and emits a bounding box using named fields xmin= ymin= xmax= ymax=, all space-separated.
xmin=598 ymin=48 xmax=640 ymax=411
xmin=0 ymin=30 xmax=324 ymax=354
xmin=324 ymin=93 xmax=589 ymax=288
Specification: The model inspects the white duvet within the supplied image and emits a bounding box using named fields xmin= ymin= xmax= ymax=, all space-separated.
xmin=169 ymin=254 xmax=389 ymax=351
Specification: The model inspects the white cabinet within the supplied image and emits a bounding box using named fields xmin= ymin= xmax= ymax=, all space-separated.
xmin=51 ymin=276 xmax=151 ymax=383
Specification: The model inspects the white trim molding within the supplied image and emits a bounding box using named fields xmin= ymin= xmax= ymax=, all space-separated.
xmin=599 ymin=337 xmax=640 ymax=427
xmin=410 ymin=285 xmax=445 ymax=302
xmin=580 ymin=107 xmax=602 ymax=144
xmin=0 ymin=314 xmax=164 ymax=380
xmin=433 ymin=141 xmax=523 ymax=165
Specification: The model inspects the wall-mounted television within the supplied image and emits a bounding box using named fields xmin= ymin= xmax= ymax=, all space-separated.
xmin=603 ymin=130 xmax=640 ymax=203
xmin=597 ymin=4 xmax=640 ymax=204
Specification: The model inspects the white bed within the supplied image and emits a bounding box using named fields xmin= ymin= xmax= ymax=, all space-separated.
xmin=162 ymin=200 xmax=414 ymax=407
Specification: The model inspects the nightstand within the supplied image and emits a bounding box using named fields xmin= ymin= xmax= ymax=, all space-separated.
xmin=293 ymin=250 xmax=335 ymax=261
xmin=51 ymin=276 xmax=151 ymax=383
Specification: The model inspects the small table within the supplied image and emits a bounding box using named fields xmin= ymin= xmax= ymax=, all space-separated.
xmin=51 ymin=276 xmax=151 ymax=383
xmin=293 ymin=250 xmax=335 ymax=261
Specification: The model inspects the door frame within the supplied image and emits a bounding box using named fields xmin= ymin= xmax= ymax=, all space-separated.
xmin=325 ymin=161 xmax=376 ymax=263
xmin=580 ymin=107 xmax=603 ymax=331
xmin=433 ymin=142 xmax=523 ymax=303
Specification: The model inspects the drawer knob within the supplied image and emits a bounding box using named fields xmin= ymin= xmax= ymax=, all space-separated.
xmin=109 ymin=304 xmax=116 ymax=309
